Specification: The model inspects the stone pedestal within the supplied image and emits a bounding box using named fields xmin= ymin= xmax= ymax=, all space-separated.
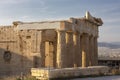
xmin=31 ymin=66 xmax=109 ymax=80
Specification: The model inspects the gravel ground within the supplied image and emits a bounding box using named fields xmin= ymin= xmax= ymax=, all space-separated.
xmin=72 ymin=76 xmax=120 ymax=80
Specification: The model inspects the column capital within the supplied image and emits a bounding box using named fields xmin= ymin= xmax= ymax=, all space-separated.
xmin=56 ymin=30 xmax=66 ymax=33
xmin=73 ymin=31 xmax=81 ymax=35
xmin=66 ymin=31 xmax=74 ymax=35
xmin=82 ymin=33 xmax=89 ymax=37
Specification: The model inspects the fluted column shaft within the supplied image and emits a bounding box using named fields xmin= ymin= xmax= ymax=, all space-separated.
xmin=66 ymin=32 xmax=74 ymax=67
xmin=94 ymin=37 xmax=98 ymax=65
xmin=39 ymin=31 xmax=45 ymax=67
xmin=73 ymin=33 xmax=81 ymax=67
xmin=81 ymin=34 xmax=89 ymax=67
xmin=89 ymin=36 xmax=94 ymax=66
xmin=56 ymin=30 xmax=66 ymax=68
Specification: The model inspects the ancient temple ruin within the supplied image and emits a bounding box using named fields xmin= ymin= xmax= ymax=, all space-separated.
xmin=0 ymin=12 xmax=103 ymax=76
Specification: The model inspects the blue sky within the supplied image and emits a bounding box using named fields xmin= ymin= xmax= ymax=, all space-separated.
xmin=0 ymin=0 xmax=120 ymax=42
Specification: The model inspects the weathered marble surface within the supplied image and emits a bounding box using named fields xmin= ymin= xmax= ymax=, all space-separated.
xmin=31 ymin=66 xmax=109 ymax=79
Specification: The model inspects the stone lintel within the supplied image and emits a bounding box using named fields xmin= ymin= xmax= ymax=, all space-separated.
xmin=16 ymin=21 xmax=61 ymax=30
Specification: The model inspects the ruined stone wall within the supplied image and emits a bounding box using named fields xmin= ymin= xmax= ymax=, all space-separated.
xmin=0 ymin=26 xmax=23 ymax=76
xmin=0 ymin=24 xmax=58 ymax=76
xmin=17 ymin=29 xmax=57 ymax=69
xmin=0 ymin=26 xmax=38 ymax=76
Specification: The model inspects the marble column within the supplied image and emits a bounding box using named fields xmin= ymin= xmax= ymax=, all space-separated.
xmin=94 ymin=37 xmax=98 ymax=65
xmin=73 ymin=33 xmax=81 ymax=67
xmin=53 ymin=41 xmax=57 ymax=68
xmin=87 ymin=35 xmax=90 ymax=67
xmin=81 ymin=34 xmax=89 ymax=67
xmin=49 ymin=42 xmax=54 ymax=67
xmin=56 ymin=30 xmax=66 ymax=68
xmin=66 ymin=32 xmax=74 ymax=67
xmin=89 ymin=36 xmax=94 ymax=66
xmin=39 ymin=31 xmax=45 ymax=67
xmin=45 ymin=42 xmax=54 ymax=67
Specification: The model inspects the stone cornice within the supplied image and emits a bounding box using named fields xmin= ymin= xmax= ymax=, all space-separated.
xmin=13 ymin=12 xmax=102 ymax=37
xmin=85 ymin=11 xmax=103 ymax=26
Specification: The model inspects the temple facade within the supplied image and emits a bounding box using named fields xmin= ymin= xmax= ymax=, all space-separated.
xmin=0 ymin=12 xmax=103 ymax=76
